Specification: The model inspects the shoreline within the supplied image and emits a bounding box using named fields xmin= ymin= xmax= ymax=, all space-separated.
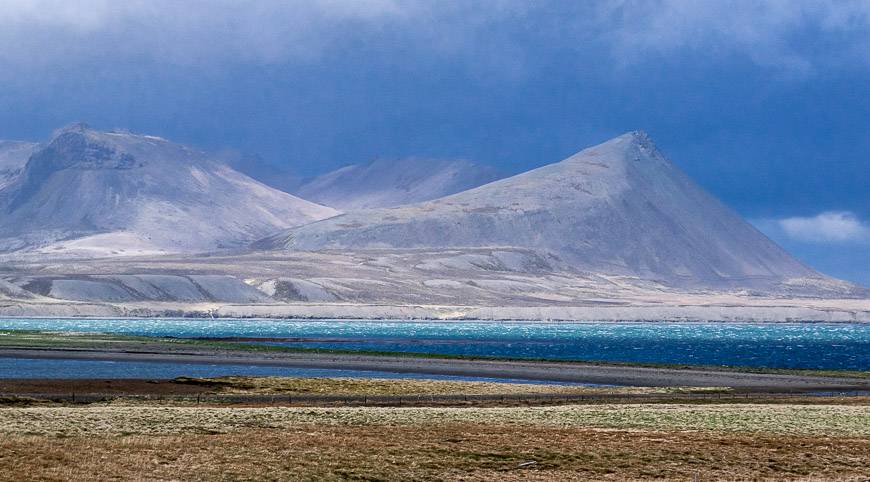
xmin=3 ymin=314 xmax=870 ymax=323
xmin=1 ymin=303 xmax=869 ymax=323
xmin=3 ymin=346 xmax=869 ymax=391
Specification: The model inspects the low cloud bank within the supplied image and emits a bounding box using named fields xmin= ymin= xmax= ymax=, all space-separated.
xmin=776 ymin=211 xmax=870 ymax=243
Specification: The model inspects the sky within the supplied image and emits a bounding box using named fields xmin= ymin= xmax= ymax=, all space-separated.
xmin=0 ymin=0 xmax=868 ymax=285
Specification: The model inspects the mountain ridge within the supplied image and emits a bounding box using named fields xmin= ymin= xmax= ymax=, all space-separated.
xmin=294 ymin=157 xmax=503 ymax=210
xmin=0 ymin=123 xmax=338 ymax=256
xmin=0 ymin=140 xmax=38 ymax=190
xmin=258 ymin=131 xmax=839 ymax=292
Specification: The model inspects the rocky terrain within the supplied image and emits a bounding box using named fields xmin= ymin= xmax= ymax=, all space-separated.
xmin=0 ymin=248 xmax=867 ymax=320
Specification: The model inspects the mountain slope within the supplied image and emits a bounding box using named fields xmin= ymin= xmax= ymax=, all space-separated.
xmin=0 ymin=123 xmax=338 ymax=255
xmin=260 ymin=132 xmax=826 ymax=290
xmin=294 ymin=158 xmax=503 ymax=210
xmin=218 ymin=151 xmax=305 ymax=194
xmin=0 ymin=140 xmax=38 ymax=190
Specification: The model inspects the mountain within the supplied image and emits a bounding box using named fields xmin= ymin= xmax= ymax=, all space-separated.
xmin=217 ymin=150 xmax=305 ymax=194
xmin=0 ymin=123 xmax=338 ymax=256
xmin=259 ymin=131 xmax=830 ymax=290
xmin=0 ymin=140 xmax=38 ymax=190
xmin=294 ymin=158 xmax=503 ymax=210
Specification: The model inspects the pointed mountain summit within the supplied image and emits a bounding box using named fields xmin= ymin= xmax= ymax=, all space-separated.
xmin=259 ymin=131 xmax=822 ymax=289
xmin=294 ymin=158 xmax=503 ymax=210
xmin=0 ymin=123 xmax=338 ymax=255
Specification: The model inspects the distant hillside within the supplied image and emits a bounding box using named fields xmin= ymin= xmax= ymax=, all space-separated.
xmin=294 ymin=158 xmax=503 ymax=210
xmin=0 ymin=123 xmax=338 ymax=256
xmin=218 ymin=150 xmax=305 ymax=194
xmin=0 ymin=140 xmax=38 ymax=190
xmin=260 ymin=132 xmax=854 ymax=293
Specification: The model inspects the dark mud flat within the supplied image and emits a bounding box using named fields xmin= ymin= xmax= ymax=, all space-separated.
xmin=1 ymin=344 xmax=869 ymax=392
xmin=0 ymin=378 xmax=219 ymax=396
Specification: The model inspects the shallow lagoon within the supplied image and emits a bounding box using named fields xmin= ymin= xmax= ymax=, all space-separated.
xmin=1 ymin=318 xmax=867 ymax=371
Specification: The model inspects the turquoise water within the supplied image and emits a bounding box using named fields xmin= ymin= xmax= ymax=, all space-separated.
xmin=0 ymin=319 xmax=868 ymax=370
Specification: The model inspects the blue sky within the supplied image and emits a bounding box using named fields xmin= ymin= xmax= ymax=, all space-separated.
xmin=0 ymin=0 xmax=867 ymax=285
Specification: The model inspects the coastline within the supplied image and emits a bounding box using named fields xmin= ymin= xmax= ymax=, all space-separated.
xmin=1 ymin=300 xmax=870 ymax=322
xmin=3 ymin=345 xmax=869 ymax=390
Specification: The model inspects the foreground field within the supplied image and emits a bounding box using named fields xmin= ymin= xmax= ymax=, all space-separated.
xmin=2 ymin=403 xmax=869 ymax=437
xmin=3 ymin=424 xmax=869 ymax=481
xmin=1 ymin=400 xmax=868 ymax=480
xmin=1 ymin=333 xmax=869 ymax=481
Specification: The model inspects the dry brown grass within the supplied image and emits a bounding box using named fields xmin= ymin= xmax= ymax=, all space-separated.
xmin=2 ymin=403 xmax=868 ymax=437
xmin=1 ymin=424 xmax=868 ymax=481
xmin=188 ymin=376 xmax=731 ymax=396
xmin=1 ymin=401 xmax=868 ymax=480
xmin=0 ymin=376 xmax=733 ymax=401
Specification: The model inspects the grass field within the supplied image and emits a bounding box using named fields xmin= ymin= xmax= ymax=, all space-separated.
xmin=2 ymin=403 xmax=868 ymax=437
xmin=0 ymin=402 xmax=868 ymax=480
xmin=168 ymin=375 xmax=732 ymax=396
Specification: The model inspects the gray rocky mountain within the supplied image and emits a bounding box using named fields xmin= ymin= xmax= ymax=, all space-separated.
xmin=0 ymin=130 xmax=865 ymax=317
xmin=260 ymin=132 xmax=837 ymax=291
xmin=294 ymin=158 xmax=503 ymax=210
xmin=218 ymin=150 xmax=306 ymax=194
xmin=0 ymin=140 xmax=38 ymax=190
xmin=0 ymin=123 xmax=338 ymax=256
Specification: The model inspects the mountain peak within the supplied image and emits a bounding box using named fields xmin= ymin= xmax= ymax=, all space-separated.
xmin=601 ymin=130 xmax=659 ymax=156
xmin=0 ymin=125 xmax=339 ymax=255
xmin=51 ymin=122 xmax=92 ymax=138
xmin=261 ymin=132 xmax=820 ymax=291
xmin=564 ymin=130 xmax=666 ymax=170
xmin=626 ymin=130 xmax=658 ymax=152
xmin=35 ymin=125 xmax=138 ymax=173
xmin=624 ymin=129 xmax=650 ymax=140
